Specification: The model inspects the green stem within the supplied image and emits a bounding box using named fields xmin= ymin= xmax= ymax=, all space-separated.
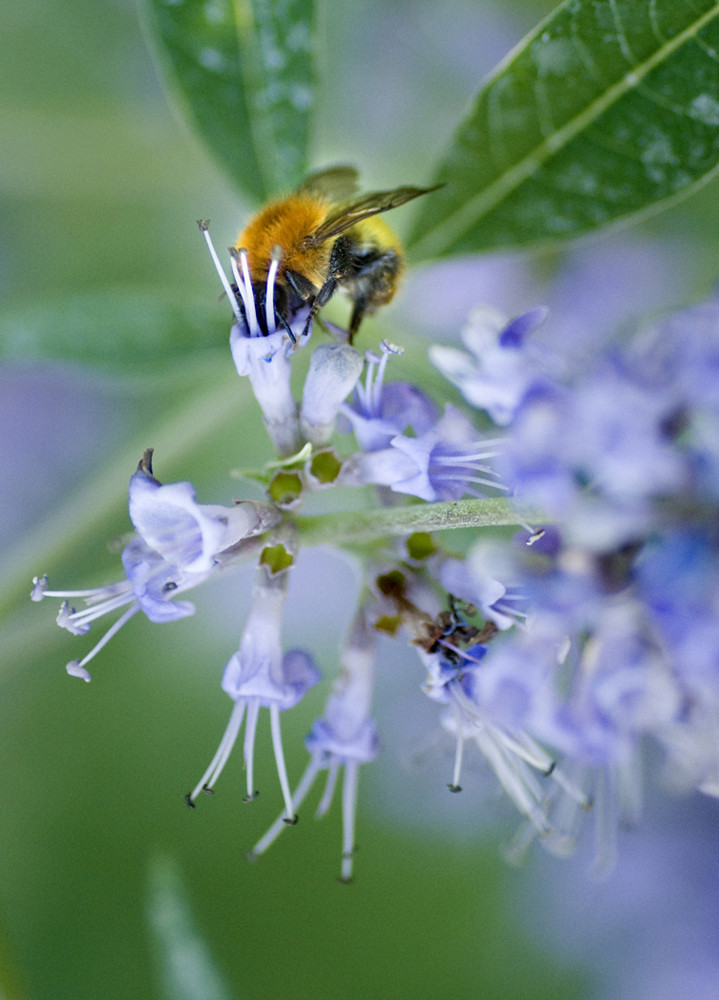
xmin=293 ymin=497 xmax=533 ymax=547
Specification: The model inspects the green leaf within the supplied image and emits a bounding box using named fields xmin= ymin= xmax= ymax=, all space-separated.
xmin=0 ymin=289 xmax=226 ymax=372
xmin=408 ymin=0 xmax=719 ymax=259
xmin=140 ymin=0 xmax=317 ymax=203
xmin=147 ymin=856 xmax=233 ymax=1000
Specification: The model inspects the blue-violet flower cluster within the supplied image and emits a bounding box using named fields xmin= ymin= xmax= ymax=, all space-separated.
xmin=33 ymin=237 xmax=719 ymax=878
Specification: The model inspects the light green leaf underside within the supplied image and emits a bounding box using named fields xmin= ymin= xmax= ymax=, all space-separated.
xmin=141 ymin=0 xmax=317 ymax=203
xmin=147 ymin=857 xmax=233 ymax=1000
xmin=408 ymin=0 xmax=719 ymax=258
xmin=0 ymin=290 xmax=226 ymax=371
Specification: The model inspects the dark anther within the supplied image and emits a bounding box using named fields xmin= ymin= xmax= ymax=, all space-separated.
xmin=447 ymin=783 xmax=462 ymax=793
xmin=242 ymin=790 xmax=259 ymax=803
xmin=544 ymin=760 xmax=557 ymax=777
xmin=202 ymin=785 xmax=213 ymax=795
xmin=283 ymin=814 xmax=299 ymax=826
xmin=526 ymin=527 xmax=546 ymax=546
xmin=184 ymin=793 xmax=195 ymax=809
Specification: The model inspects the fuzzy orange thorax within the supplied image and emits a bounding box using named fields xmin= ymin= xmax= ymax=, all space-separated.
xmin=235 ymin=194 xmax=333 ymax=286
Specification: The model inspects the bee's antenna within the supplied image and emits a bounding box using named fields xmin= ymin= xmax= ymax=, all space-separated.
xmin=197 ymin=221 xmax=243 ymax=324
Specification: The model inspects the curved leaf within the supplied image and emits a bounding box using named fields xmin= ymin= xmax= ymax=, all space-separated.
xmin=0 ymin=290 xmax=226 ymax=371
xmin=408 ymin=0 xmax=719 ymax=258
xmin=140 ymin=0 xmax=317 ymax=202
xmin=147 ymin=856 xmax=233 ymax=1000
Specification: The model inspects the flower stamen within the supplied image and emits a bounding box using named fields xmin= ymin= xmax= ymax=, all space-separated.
xmin=243 ymin=699 xmax=261 ymax=804
xmin=197 ymin=221 xmax=243 ymax=324
xmin=265 ymin=248 xmax=282 ymax=336
xmin=64 ymin=604 xmax=140 ymax=681
xmin=235 ymin=248 xmax=260 ymax=334
xmin=339 ymin=759 xmax=360 ymax=883
xmin=269 ymin=702 xmax=297 ymax=824
xmin=187 ymin=700 xmax=247 ymax=805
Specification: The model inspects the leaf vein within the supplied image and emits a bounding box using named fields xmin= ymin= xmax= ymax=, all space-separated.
xmin=608 ymin=0 xmax=637 ymax=64
xmin=411 ymin=3 xmax=719 ymax=259
xmin=648 ymin=0 xmax=667 ymax=45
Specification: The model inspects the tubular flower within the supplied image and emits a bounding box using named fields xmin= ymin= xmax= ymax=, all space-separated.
xmin=300 ymin=340 xmax=364 ymax=447
xmin=419 ymin=637 xmax=587 ymax=841
xmin=429 ymin=304 xmax=549 ymax=426
xmin=342 ymin=404 xmax=506 ymax=501
xmin=340 ymin=340 xmax=438 ymax=452
xmin=186 ymin=558 xmax=320 ymax=823
xmin=199 ymin=222 xmax=313 ymax=457
xmin=32 ymin=273 xmax=719 ymax=879
xmin=250 ymin=608 xmax=379 ymax=882
xmin=31 ymin=451 xmax=277 ymax=681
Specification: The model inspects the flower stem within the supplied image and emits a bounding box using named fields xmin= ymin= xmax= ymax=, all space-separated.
xmin=293 ymin=497 xmax=536 ymax=547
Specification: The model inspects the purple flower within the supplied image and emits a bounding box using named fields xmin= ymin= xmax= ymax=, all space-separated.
xmin=418 ymin=633 xmax=583 ymax=836
xmin=230 ymin=317 xmax=310 ymax=458
xmin=499 ymin=343 xmax=687 ymax=551
xmin=340 ymin=341 xmax=438 ymax=452
xmin=200 ymin=224 xmax=314 ymax=457
xmin=32 ymin=452 xmax=274 ymax=681
xmin=637 ymin=531 xmax=719 ymax=680
xmin=547 ymin=606 xmax=679 ymax=767
xmin=300 ymin=340 xmax=364 ymax=446
xmin=187 ymin=560 xmax=320 ymax=823
xmin=430 ymin=304 xmax=549 ymax=425
xmin=563 ymin=359 xmax=685 ymax=503
xmin=31 ymin=541 xmax=204 ymax=683
xmin=499 ymin=382 xmax=579 ymax=516
xmin=128 ymin=457 xmax=279 ymax=574
xmin=341 ymin=404 xmax=506 ymax=501
xmin=636 ymin=530 xmax=719 ymax=792
xmin=439 ymin=544 xmax=528 ymax=631
xmin=249 ymin=609 xmax=379 ymax=882
xmin=390 ymin=405 xmax=506 ymax=501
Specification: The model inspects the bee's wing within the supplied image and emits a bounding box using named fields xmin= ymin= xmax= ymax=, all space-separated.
xmin=306 ymin=185 xmax=440 ymax=244
xmin=295 ymin=166 xmax=360 ymax=202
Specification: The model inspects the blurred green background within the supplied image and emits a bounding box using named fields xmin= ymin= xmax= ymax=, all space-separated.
xmin=3 ymin=0 xmax=718 ymax=997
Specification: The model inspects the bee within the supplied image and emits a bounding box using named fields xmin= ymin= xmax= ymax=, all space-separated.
xmin=204 ymin=167 xmax=439 ymax=342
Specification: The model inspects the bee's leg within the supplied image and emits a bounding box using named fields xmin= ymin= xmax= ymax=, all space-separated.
xmin=320 ymin=236 xmax=351 ymax=306
xmin=301 ymin=279 xmax=338 ymax=339
xmin=284 ymin=267 xmax=322 ymax=340
xmin=275 ymin=310 xmax=297 ymax=344
xmin=348 ymin=299 xmax=369 ymax=343
xmin=347 ymin=249 xmax=403 ymax=341
xmin=300 ymin=237 xmax=352 ymax=337
xmin=285 ymin=268 xmax=318 ymax=307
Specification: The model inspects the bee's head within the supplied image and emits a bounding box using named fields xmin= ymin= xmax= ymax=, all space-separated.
xmin=247 ymin=278 xmax=293 ymax=337
xmin=199 ymin=223 xmax=306 ymax=343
